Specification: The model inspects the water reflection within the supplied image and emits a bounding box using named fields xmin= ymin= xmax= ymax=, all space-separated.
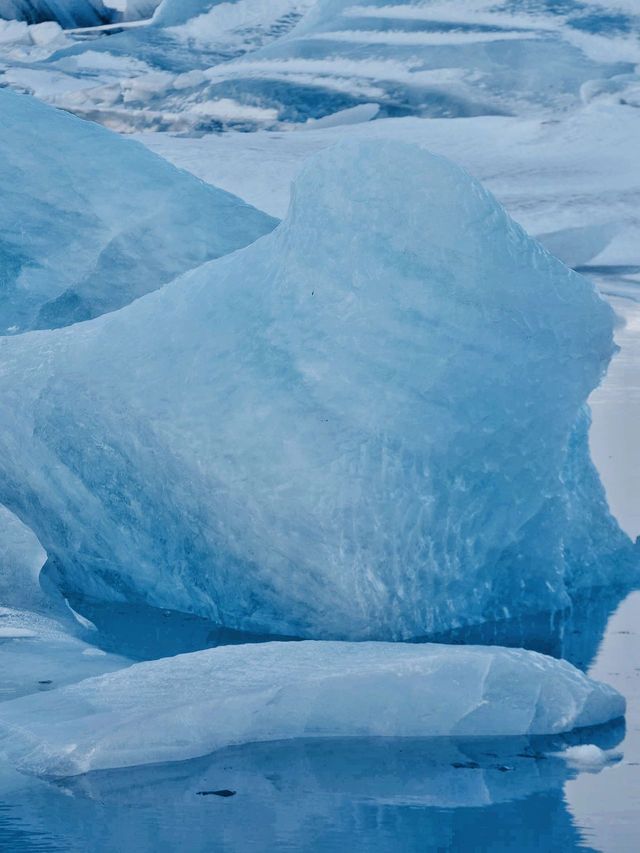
xmin=1 ymin=582 xmax=637 ymax=852
xmin=425 ymin=583 xmax=634 ymax=671
xmin=5 ymin=549 xmax=639 ymax=851
xmin=0 ymin=725 xmax=624 ymax=853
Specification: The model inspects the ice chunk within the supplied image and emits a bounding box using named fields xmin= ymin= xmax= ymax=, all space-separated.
xmin=0 ymin=0 xmax=158 ymax=26
xmin=1 ymin=501 xmax=129 ymax=699
xmin=552 ymin=743 xmax=622 ymax=769
xmin=0 ymin=1 xmax=110 ymax=27
xmin=0 ymin=140 xmax=633 ymax=640
xmin=0 ymin=507 xmax=129 ymax=699
xmin=0 ymin=505 xmax=49 ymax=614
xmin=0 ymin=88 xmax=276 ymax=334
xmin=136 ymin=106 xmax=640 ymax=265
xmin=0 ymin=640 xmax=625 ymax=776
xmin=0 ymin=607 xmax=129 ymax=701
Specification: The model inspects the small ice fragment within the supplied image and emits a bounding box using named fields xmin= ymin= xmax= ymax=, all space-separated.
xmin=552 ymin=744 xmax=623 ymax=769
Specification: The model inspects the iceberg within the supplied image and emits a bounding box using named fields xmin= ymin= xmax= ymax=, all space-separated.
xmin=0 ymin=140 xmax=633 ymax=640
xmin=0 ymin=88 xmax=276 ymax=333
xmin=0 ymin=640 xmax=625 ymax=776
xmin=1 ymin=507 xmax=130 ymax=700
xmin=0 ymin=504 xmax=50 ymax=615
xmin=137 ymin=105 xmax=640 ymax=266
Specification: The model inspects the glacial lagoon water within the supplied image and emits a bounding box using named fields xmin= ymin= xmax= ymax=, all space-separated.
xmin=0 ymin=292 xmax=638 ymax=852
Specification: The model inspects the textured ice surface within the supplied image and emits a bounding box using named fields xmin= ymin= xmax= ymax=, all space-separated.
xmin=0 ymin=88 xmax=275 ymax=333
xmin=0 ymin=640 xmax=625 ymax=776
xmin=0 ymin=1 xmax=105 ymax=26
xmin=195 ymin=0 xmax=634 ymax=122
xmin=2 ymin=0 xmax=639 ymax=131
xmin=0 ymin=0 xmax=158 ymax=26
xmin=151 ymin=0 xmax=304 ymax=29
xmin=0 ymin=1 xmax=314 ymax=132
xmin=0 ymin=140 xmax=632 ymax=639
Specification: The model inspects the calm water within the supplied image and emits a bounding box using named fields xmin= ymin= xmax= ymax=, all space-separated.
xmin=0 ymin=588 xmax=637 ymax=853
xmin=0 ymin=291 xmax=637 ymax=852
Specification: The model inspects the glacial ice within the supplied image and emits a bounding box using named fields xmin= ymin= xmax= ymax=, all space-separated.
xmin=0 ymin=140 xmax=633 ymax=640
xmin=0 ymin=505 xmax=49 ymax=614
xmin=151 ymin=0 xmax=285 ymax=28
xmin=0 ymin=0 xmax=158 ymax=26
xmin=0 ymin=506 xmax=130 ymax=699
xmin=206 ymin=0 xmax=629 ymax=121
xmin=0 ymin=88 xmax=275 ymax=333
xmin=0 ymin=640 xmax=625 ymax=776
xmin=3 ymin=1 xmax=638 ymax=133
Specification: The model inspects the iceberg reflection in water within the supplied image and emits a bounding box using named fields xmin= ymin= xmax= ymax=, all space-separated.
xmin=0 ymin=581 xmax=638 ymax=853
xmin=0 ymin=725 xmax=627 ymax=852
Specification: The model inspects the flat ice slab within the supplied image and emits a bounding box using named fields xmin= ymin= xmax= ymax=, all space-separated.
xmin=0 ymin=640 xmax=624 ymax=777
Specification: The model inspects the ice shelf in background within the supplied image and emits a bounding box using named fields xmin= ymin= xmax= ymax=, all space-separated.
xmin=0 ymin=640 xmax=625 ymax=776
xmin=2 ymin=0 xmax=639 ymax=132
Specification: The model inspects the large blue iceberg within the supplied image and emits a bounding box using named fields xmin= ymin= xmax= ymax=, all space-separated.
xmin=0 ymin=140 xmax=634 ymax=640
xmin=0 ymin=88 xmax=275 ymax=333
